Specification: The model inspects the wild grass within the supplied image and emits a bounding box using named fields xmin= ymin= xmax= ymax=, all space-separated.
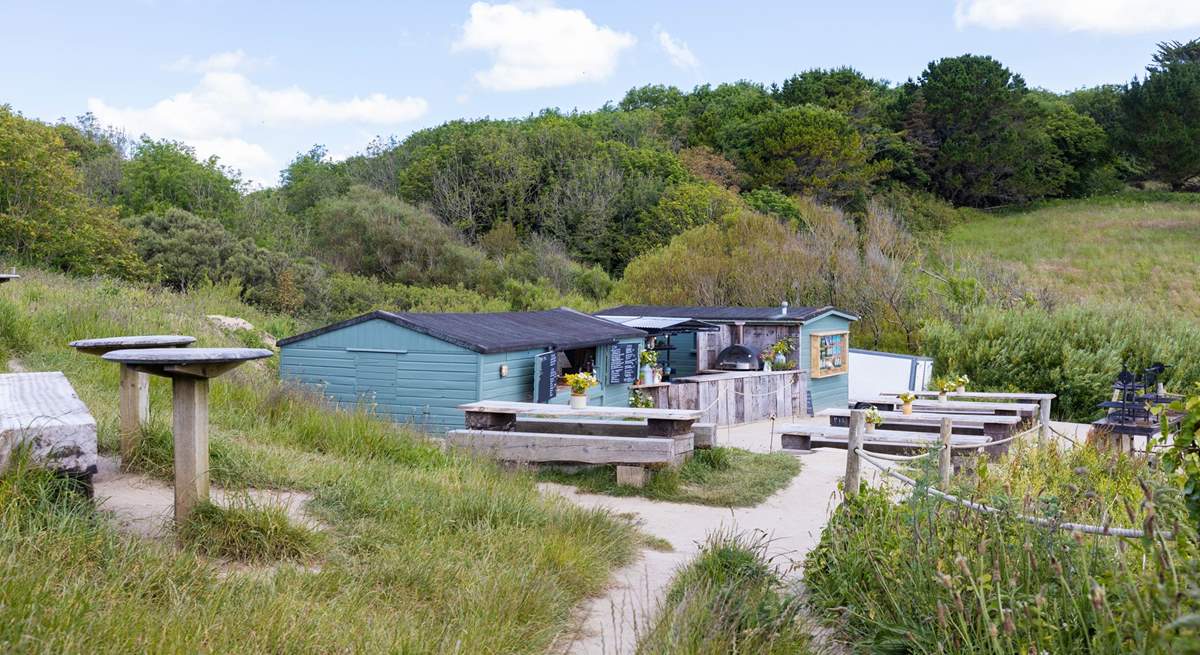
xmin=804 ymin=440 xmax=1200 ymax=654
xmin=635 ymin=530 xmax=818 ymax=654
xmin=539 ymin=447 xmax=800 ymax=507
xmin=0 ymin=268 xmax=642 ymax=654
xmin=177 ymin=497 xmax=324 ymax=563
xmin=942 ymin=197 xmax=1200 ymax=317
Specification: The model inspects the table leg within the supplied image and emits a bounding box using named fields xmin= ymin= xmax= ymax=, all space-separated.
xmin=118 ymin=364 xmax=150 ymax=467
xmin=172 ymin=377 xmax=210 ymax=525
xmin=1038 ymin=398 xmax=1051 ymax=444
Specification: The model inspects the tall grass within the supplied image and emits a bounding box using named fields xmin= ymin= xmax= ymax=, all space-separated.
xmin=804 ymin=441 xmax=1200 ymax=653
xmin=0 ymin=268 xmax=641 ymax=653
xmin=636 ymin=531 xmax=817 ymax=654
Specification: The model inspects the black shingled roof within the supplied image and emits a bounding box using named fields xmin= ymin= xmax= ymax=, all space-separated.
xmin=598 ymin=304 xmax=856 ymax=323
xmin=277 ymin=307 xmax=646 ymax=354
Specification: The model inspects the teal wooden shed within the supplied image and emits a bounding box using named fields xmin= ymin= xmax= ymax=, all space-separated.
xmin=277 ymin=308 xmax=646 ymax=431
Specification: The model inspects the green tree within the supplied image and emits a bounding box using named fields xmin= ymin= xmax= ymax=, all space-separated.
xmin=125 ymin=208 xmax=237 ymax=289
xmin=742 ymin=187 xmax=803 ymax=226
xmin=908 ymin=54 xmax=1058 ymax=206
xmin=773 ymin=67 xmax=891 ymax=120
xmin=120 ymin=138 xmax=243 ymax=220
xmin=725 ymin=105 xmax=885 ymax=200
xmin=280 ymin=145 xmax=349 ymax=214
xmin=0 ymin=106 xmax=146 ymax=278
xmin=1122 ymin=39 xmax=1200 ymax=189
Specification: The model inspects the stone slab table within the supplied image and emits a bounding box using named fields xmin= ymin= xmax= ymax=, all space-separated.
xmin=101 ymin=347 xmax=272 ymax=525
xmin=69 ymin=335 xmax=196 ymax=465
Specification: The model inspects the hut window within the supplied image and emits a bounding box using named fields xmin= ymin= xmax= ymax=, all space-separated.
xmin=809 ymin=331 xmax=849 ymax=378
xmin=556 ymin=347 xmax=598 ymax=385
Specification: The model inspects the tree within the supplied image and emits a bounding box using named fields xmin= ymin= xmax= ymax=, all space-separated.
xmin=120 ymin=138 xmax=243 ymax=220
xmin=125 ymin=208 xmax=237 ymax=289
xmin=773 ymin=67 xmax=891 ymax=120
xmin=908 ymin=54 xmax=1058 ymax=206
xmin=725 ymin=105 xmax=885 ymax=200
xmin=280 ymin=145 xmax=349 ymax=214
xmin=0 ymin=106 xmax=146 ymax=278
xmin=1122 ymin=40 xmax=1200 ymax=188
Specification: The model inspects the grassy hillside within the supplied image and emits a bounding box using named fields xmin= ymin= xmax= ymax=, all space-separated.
xmin=942 ymin=195 xmax=1200 ymax=316
xmin=0 ymin=269 xmax=642 ymax=654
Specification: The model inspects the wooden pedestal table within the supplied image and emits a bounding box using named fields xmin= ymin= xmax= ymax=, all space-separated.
xmin=100 ymin=347 xmax=273 ymax=525
xmin=70 ymin=335 xmax=196 ymax=466
xmin=0 ymin=272 xmax=19 ymax=284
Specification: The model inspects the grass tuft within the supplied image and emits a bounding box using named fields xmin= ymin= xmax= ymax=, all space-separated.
xmin=177 ymin=497 xmax=324 ymax=563
xmin=540 ymin=447 xmax=800 ymax=507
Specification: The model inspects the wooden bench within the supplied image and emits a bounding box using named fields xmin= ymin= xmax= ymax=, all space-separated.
xmin=779 ymin=424 xmax=995 ymax=455
xmin=880 ymin=390 xmax=1054 ymax=440
xmin=0 ymin=372 xmax=97 ymax=493
xmin=851 ymin=396 xmax=1038 ymax=419
xmin=454 ymin=401 xmax=704 ymax=487
xmin=819 ymin=408 xmax=1022 ymax=439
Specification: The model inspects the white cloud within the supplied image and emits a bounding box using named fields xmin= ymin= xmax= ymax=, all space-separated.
xmin=954 ymin=0 xmax=1200 ymax=34
xmin=453 ymin=1 xmax=636 ymax=91
xmin=164 ymin=49 xmax=272 ymax=73
xmin=656 ymin=29 xmax=698 ymax=70
xmin=87 ymin=65 xmax=428 ymax=185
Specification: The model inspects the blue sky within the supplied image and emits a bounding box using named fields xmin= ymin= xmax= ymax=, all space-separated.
xmin=3 ymin=1 xmax=1199 ymax=185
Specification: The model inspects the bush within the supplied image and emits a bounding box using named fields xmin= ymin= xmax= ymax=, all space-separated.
xmin=805 ymin=442 xmax=1199 ymax=653
xmin=921 ymin=304 xmax=1200 ymax=421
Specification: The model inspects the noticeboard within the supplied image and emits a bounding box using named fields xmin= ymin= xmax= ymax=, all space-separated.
xmin=607 ymin=343 xmax=639 ymax=385
xmin=534 ymin=351 xmax=558 ymax=403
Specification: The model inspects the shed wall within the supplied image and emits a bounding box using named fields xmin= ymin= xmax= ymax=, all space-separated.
xmin=800 ymin=314 xmax=852 ymax=412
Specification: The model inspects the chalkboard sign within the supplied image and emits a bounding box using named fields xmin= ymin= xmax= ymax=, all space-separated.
xmin=607 ymin=343 xmax=639 ymax=385
xmin=534 ymin=351 xmax=558 ymax=403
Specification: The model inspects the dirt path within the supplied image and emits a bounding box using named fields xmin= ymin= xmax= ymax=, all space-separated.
xmin=551 ymin=419 xmax=863 ymax=655
xmin=92 ymin=455 xmax=317 ymax=540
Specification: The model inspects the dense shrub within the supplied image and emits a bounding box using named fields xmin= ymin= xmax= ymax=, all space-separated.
xmin=119 ymin=138 xmax=242 ymax=221
xmin=922 ymin=304 xmax=1200 ymax=421
xmin=805 ymin=442 xmax=1199 ymax=653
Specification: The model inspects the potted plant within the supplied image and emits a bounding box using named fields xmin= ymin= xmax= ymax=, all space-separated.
xmin=898 ymin=392 xmax=916 ymax=415
xmin=629 ymin=390 xmax=654 ymax=408
xmin=769 ymin=338 xmax=793 ymax=368
xmin=936 ymin=377 xmax=957 ymax=403
xmin=564 ymin=372 xmax=599 ymax=409
xmin=865 ymin=407 xmax=883 ymax=433
xmin=955 ymin=374 xmax=970 ymax=393
xmin=639 ymin=350 xmax=657 ymax=385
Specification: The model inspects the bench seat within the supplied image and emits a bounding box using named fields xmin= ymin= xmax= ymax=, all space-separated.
xmin=0 ymin=372 xmax=98 ymax=482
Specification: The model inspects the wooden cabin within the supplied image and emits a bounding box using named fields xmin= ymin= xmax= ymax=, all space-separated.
xmin=277 ymin=308 xmax=646 ymax=431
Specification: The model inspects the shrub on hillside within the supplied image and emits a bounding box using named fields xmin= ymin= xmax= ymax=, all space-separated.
xmin=119 ymin=138 xmax=243 ymax=221
xmin=921 ymin=304 xmax=1200 ymax=421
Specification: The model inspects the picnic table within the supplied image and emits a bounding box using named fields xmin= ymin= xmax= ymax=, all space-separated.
xmin=779 ymin=423 xmax=994 ymax=455
xmin=0 ymin=273 xmax=18 ymax=284
xmin=69 ymin=335 xmax=196 ymax=464
xmin=450 ymin=400 xmax=704 ymax=487
xmin=819 ymin=408 xmax=1022 ymax=440
xmin=880 ymin=390 xmax=1053 ymax=439
xmin=852 ymin=396 xmax=1039 ymax=419
xmin=102 ymin=347 xmax=272 ymax=525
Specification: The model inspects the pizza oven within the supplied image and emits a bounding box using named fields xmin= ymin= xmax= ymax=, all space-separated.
xmin=714 ymin=322 xmax=759 ymax=371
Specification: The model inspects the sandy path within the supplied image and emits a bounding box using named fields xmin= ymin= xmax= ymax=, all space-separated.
xmin=551 ymin=419 xmax=862 ymax=655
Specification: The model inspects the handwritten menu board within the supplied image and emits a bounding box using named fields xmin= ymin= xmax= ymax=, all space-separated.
xmin=534 ymin=351 xmax=558 ymax=403
xmin=607 ymin=343 xmax=639 ymax=385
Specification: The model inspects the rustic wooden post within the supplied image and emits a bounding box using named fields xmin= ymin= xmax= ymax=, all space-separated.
xmin=172 ymin=376 xmax=209 ymax=525
xmin=939 ymin=417 xmax=953 ymax=487
xmin=844 ymin=409 xmax=865 ymax=498
xmin=1037 ymin=398 xmax=1051 ymax=444
xmin=118 ymin=365 xmax=150 ymax=462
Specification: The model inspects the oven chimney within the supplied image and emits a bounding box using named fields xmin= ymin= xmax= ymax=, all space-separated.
xmin=780 ymin=300 xmax=788 ymax=316
xmin=730 ymin=321 xmax=745 ymax=344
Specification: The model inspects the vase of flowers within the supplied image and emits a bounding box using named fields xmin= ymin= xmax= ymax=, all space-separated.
xmin=639 ymin=350 xmax=657 ymax=385
xmin=936 ymin=377 xmax=957 ymax=403
xmin=769 ymin=337 xmax=793 ymax=368
xmin=955 ymin=374 xmax=970 ymax=393
xmin=898 ymin=392 xmax=916 ymax=415
xmin=564 ymin=372 xmax=599 ymax=409
xmin=865 ymin=407 xmax=882 ymax=433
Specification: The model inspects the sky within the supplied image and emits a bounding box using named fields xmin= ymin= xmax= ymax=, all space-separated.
xmin=3 ymin=0 xmax=1200 ymax=186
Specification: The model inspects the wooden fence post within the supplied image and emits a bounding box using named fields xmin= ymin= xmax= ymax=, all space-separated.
xmin=844 ymin=409 xmax=865 ymax=498
xmin=1038 ymin=398 xmax=1051 ymax=444
xmin=939 ymin=417 xmax=953 ymax=487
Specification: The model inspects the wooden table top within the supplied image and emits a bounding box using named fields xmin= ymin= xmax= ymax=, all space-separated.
xmin=0 ymin=274 xmax=19 ymax=284
xmin=102 ymin=347 xmax=273 ymax=366
xmin=853 ymin=396 xmax=1038 ymax=413
xmin=819 ymin=408 xmax=1024 ymax=426
xmin=458 ymin=400 xmax=702 ymax=421
xmin=70 ymin=335 xmax=196 ymax=354
xmin=883 ymin=390 xmax=1056 ymax=401
xmin=779 ymin=423 xmax=991 ymax=447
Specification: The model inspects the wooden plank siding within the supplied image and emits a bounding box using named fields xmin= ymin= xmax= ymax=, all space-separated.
xmin=279 ymin=317 xmax=480 ymax=431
